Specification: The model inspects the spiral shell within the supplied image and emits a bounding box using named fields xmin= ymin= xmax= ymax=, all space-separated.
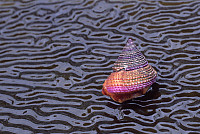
xmin=102 ymin=39 xmax=157 ymax=103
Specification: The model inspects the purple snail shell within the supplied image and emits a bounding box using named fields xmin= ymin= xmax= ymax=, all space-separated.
xmin=102 ymin=39 xmax=157 ymax=103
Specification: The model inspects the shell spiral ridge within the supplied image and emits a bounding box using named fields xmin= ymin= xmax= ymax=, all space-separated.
xmin=112 ymin=39 xmax=148 ymax=72
xmin=102 ymin=39 xmax=157 ymax=103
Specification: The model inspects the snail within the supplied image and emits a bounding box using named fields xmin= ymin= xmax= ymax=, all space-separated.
xmin=102 ymin=39 xmax=157 ymax=103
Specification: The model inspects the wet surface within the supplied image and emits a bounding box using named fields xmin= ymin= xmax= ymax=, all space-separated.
xmin=0 ymin=0 xmax=200 ymax=133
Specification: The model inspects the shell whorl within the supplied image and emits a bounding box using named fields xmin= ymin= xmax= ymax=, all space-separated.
xmin=112 ymin=39 xmax=148 ymax=72
xmin=104 ymin=64 xmax=157 ymax=93
xmin=102 ymin=39 xmax=157 ymax=103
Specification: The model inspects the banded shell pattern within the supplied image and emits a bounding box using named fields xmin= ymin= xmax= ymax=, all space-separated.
xmin=102 ymin=39 xmax=157 ymax=103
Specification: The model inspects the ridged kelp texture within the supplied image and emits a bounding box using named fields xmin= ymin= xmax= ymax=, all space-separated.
xmin=0 ymin=0 xmax=199 ymax=133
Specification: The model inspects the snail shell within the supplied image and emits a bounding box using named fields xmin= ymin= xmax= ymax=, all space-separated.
xmin=102 ymin=39 xmax=157 ymax=103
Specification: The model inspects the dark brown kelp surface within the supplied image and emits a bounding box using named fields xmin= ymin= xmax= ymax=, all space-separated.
xmin=0 ymin=0 xmax=199 ymax=133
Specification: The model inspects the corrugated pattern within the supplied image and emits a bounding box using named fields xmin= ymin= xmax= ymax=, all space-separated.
xmin=0 ymin=0 xmax=200 ymax=133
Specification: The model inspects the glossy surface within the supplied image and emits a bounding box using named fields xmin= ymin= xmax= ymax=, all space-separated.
xmin=0 ymin=0 xmax=200 ymax=133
